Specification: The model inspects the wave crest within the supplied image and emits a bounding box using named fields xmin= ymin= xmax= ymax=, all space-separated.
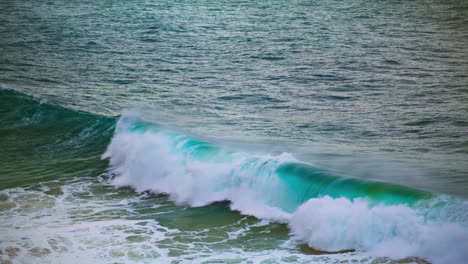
xmin=102 ymin=112 xmax=468 ymax=264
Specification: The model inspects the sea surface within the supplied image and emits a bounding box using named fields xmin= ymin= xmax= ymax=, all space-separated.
xmin=1 ymin=0 xmax=468 ymax=263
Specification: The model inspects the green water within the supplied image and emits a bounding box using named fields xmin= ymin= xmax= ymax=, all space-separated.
xmin=1 ymin=0 xmax=468 ymax=263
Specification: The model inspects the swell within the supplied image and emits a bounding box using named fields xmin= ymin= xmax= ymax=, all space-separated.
xmin=103 ymin=112 xmax=432 ymax=208
xmin=0 ymin=89 xmax=116 ymax=189
xmin=103 ymin=112 xmax=468 ymax=264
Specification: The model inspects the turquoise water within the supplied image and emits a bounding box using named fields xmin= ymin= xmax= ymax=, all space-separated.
xmin=1 ymin=0 xmax=468 ymax=263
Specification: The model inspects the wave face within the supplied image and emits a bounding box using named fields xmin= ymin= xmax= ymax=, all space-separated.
xmin=0 ymin=89 xmax=115 ymax=188
xmin=103 ymin=112 xmax=468 ymax=264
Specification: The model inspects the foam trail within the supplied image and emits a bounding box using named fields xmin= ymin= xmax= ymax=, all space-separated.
xmin=102 ymin=112 xmax=468 ymax=264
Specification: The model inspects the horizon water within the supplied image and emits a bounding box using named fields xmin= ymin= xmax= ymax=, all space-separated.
xmin=1 ymin=0 xmax=468 ymax=263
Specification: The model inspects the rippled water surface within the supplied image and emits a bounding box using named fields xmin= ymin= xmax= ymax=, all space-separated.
xmin=1 ymin=0 xmax=467 ymax=263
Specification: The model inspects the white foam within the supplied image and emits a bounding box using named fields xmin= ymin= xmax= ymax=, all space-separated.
xmin=0 ymin=178 xmax=380 ymax=264
xmin=100 ymin=113 xmax=468 ymax=264
xmin=0 ymin=180 xmax=172 ymax=264
xmin=102 ymin=117 xmax=297 ymax=221
xmin=290 ymin=196 xmax=468 ymax=264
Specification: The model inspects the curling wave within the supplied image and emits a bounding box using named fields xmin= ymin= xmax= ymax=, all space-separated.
xmin=102 ymin=111 xmax=468 ymax=264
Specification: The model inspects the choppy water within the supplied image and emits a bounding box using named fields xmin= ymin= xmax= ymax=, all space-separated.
xmin=1 ymin=0 xmax=468 ymax=263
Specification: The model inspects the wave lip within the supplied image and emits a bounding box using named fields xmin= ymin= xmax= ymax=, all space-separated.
xmin=102 ymin=112 xmax=468 ymax=264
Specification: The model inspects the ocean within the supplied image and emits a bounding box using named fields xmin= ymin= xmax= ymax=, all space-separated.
xmin=1 ymin=0 xmax=467 ymax=263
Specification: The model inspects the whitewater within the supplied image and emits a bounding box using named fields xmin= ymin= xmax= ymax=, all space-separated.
xmin=102 ymin=111 xmax=468 ymax=264
xmin=2 ymin=89 xmax=466 ymax=263
xmin=2 ymin=0 xmax=468 ymax=263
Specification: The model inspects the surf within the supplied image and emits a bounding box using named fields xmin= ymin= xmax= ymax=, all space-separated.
xmin=1 ymin=89 xmax=466 ymax=263
xmin=102 ymin=111 xmax=468 ymax=264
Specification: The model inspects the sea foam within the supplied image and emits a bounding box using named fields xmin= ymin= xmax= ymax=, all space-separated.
xmin=290 ymin=196 xmax=468 ymax=264
xmin=102 ymin=112 xmax=468 ymax=264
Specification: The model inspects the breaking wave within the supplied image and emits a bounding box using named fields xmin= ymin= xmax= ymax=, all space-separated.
xmin=103 ymin=112 xmax=468 ymax=264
